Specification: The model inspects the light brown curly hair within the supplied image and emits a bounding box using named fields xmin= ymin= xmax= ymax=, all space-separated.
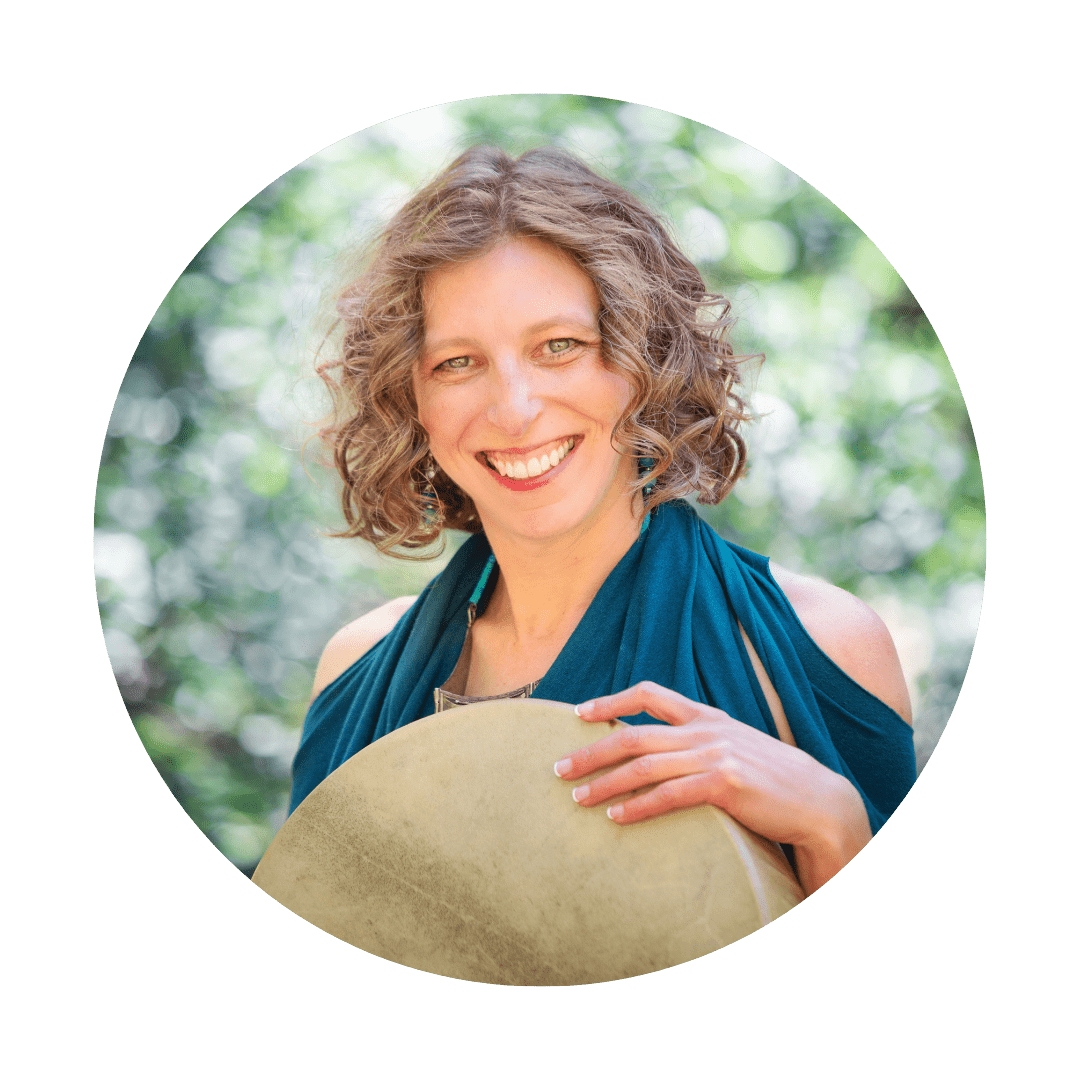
xmin=317 ymin=145 xmax=754 ymax=557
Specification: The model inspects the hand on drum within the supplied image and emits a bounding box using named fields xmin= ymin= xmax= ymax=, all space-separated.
xmin=554 ymin=682 xmax=872 ymax=894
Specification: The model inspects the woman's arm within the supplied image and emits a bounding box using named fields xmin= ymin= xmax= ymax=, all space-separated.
xmin=309 ymin=595 xmax=418 ymax=702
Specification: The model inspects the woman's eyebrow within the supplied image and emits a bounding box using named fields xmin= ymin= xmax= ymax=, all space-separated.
xmin=424 ymin=317 xmax=600 ymax=354
xmin=423 ymin=336 xmax=477 ymax=353
xmin=523 ymin=316 xmax=600 ymax=336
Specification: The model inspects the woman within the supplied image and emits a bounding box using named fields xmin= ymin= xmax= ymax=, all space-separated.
xmin=292 ymin=146 xmax=916 ymax=896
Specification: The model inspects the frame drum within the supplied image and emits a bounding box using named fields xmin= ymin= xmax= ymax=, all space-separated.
xmin=253 ymin=699 xmax=804 ymax=984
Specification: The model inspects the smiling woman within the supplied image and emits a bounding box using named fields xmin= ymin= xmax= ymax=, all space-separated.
xmin=285 ymin=145 xmax=916 ymax=954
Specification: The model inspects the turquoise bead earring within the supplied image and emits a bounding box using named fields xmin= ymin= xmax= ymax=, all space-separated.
xmin=421 ymin=456 xmax=442 ymax=526
xmin=639 ymin=456 xmax=656 ymax=496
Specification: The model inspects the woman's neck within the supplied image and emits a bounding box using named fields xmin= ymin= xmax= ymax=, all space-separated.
xmin=479 ymin=493 xmax=644 ymax=650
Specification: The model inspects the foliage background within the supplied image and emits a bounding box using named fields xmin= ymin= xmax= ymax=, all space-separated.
xmin=94 ymin=95 xmax=984 ymax=875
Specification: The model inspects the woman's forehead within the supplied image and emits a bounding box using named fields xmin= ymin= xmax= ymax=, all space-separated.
xmin=422 ymin=238 xmax=599 ymax=340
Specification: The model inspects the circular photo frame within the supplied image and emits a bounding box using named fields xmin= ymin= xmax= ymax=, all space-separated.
xmin=94 ymin=95 xmax=984 ymax=976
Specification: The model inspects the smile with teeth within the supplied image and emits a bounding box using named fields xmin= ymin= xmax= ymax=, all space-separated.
xmin=483 ymin=437 xmax=576 ymax=479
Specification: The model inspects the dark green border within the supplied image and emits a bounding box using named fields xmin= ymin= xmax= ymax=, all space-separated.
xmin=10 ymin=4 xmax=1062 ymax=1075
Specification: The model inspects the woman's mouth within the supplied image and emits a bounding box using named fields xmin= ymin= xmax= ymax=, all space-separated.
xmin=478 ymin=436 xmax=578 ymax=491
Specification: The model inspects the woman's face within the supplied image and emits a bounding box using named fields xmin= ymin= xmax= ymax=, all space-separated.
xmin=413 ymin=237 xmax=635 ymax=542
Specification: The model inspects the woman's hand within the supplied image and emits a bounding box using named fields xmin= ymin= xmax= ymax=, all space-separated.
xmin=554 ymin=681 xmax=872 ymax=894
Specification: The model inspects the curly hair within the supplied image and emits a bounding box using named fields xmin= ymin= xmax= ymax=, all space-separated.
xmin=316 ymin=145 xmax=754 ymax=557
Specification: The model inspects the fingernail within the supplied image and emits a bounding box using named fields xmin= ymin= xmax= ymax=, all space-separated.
xmin=572 ymin=785 xmax=589 ymax=803
xmin=575 ymin=701 xmax=595 ymax=718
xmin=607 ymin=805 xmax=624 ymax=821
xmin=554 ymin=758 xmax=572 ymax=777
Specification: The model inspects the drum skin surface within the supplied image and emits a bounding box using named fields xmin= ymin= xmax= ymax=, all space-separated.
xmin=253 ymin=699 xmax=804 ymax=984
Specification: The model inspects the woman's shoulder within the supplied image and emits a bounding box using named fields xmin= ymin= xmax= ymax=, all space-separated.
xmin=767 ymin=563 xmax=913 ymax=725
xmin=309 ymin=594 xmax=419 ymax=703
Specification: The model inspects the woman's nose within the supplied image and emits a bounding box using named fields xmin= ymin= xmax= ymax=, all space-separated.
xmin=486 ymin=359 xmax=542 ymax=436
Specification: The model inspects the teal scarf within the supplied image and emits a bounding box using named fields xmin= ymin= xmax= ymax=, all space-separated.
xmin=291 ymin=500 xmax=916 ymax=831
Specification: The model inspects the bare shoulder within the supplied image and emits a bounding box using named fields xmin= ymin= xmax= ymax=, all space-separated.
xmin=768 ymin=563 xmax=913 ymax=725
xmin=309 ymin=594 xmax=419 ymax=703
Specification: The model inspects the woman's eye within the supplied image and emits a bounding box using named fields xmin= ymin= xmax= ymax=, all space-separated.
xmin=546 ymin=338 xmax=579 ymax=355
xmin=436 ymin=355 xmax=472 ymax=371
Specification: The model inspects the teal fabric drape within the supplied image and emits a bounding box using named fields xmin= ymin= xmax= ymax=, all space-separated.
xmin=290 ymin=500 xmax=916 ymax=831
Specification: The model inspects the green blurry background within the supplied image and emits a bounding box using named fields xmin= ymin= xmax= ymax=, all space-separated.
xmin=95 ymin=95 xmax=984 ymax=875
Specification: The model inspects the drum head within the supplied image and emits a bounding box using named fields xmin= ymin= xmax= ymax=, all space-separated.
xmin=253 ymin=699 xmax=803 ymax=984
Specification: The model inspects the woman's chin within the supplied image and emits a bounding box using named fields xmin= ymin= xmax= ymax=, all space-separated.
xmin=476 ymin=503 xmax=578 ymax=542
xmin=473 ymin=489 xmax=635 ymax=547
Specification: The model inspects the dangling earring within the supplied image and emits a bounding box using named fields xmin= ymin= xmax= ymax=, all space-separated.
xmin=421 ymin=455 xmax=442 ymax=526
xmin=638 ymin=456 xmax=657 ymax=497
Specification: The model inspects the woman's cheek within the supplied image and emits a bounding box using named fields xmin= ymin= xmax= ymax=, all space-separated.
xmin=416 ymin=391 xmax=457 ymax=442
xmin=593 ymin=366 xmax=633 ymax=414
